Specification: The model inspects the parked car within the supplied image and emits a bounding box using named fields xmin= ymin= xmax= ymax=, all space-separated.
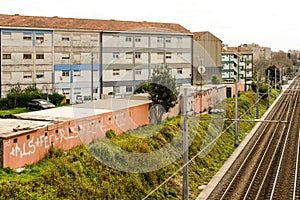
xmin=27 ymin=99 xmax=55 ymax=110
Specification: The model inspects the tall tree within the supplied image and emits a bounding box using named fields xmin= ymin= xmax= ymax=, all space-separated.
xmin=135 ymin=65 xmax=179 ymax=123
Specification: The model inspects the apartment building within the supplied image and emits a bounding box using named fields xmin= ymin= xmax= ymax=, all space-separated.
xmin=193 ymin=31 xmax=222 ymax=84
xmin=0 ymin=14 xmax=193 ymax=103
xmin=222 ymin=46 xmax=254 ymax=84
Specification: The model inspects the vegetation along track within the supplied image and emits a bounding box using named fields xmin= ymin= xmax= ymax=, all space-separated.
xmin=208 ymin=76 xmax=300 ymax=200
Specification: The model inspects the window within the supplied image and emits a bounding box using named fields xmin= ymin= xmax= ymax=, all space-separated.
xmin=36 ymin=33 xmax=44 ymax=41
xmin=91 ymin=35 xmax=98 ymax=42
xmin=74 ymin=70 xmax=81 ymax=76
xmin=113 ymin=86 xmax=120 ymax=93
xmin=62 ymin=36 xmax=70 ymax=41
xmin=135 ymin=52 xmax=142 ymax=59
xmin=135 ymin=36 xmax=141 ymax=42
xmin=126 ymin=86 xmax=133 ymax=92
xmin=23 ymin=72 xmax=32 ymax=79
xmin=166 ymin=52 xmax=172 ymax=59
xmin=177 ymin=37 xmax=183 ymax=42
xmin=36 ymin=54 xmax=44 ymax=59
xmin=36 ymin=72 xmax=44 ymax=79
xmin=135 ymin=69 xmax=142 ymax=75
xmin=165 ymin=38 xmax=171 ymax=43
xmin=177 ymin=68 xmax=183 ymax=74
xmin=23 ymin=54 xmax=32 ymax=59
xmin=157 ymin=52 xmax=164 ymax=59
xmin=157 ymin=37 xmax=163 ymax=43
xmin=62 ymin=70 xmax=70 ymax=77
xmin=62 ymin=54 xmax=70 ymax=59
xmin=113 ymin=69 xmax=120 ymax=76
xmin=113 ymin=52 xmax=119 ymax=59
xmin=62 ymin=88 xmax=70 ymax=95
xmin=126 ymin=52 xmax=132 ymax=59
xmin=125 ymin=36 xmax=132 ymax=42
xmin=74 ymin=88 xmax=81 ymax=95
xmin=73 ymin=34 xmax=81 ymax=41
xmin=177 ymin=52 xmax=182 ymax=57
xmin=3 ymin=54 xmax=11 ymax=59
xmin=23 ymin=33 xmax=32 ymax=40
xmin=2 ymin=32 xmax=11 ymax=40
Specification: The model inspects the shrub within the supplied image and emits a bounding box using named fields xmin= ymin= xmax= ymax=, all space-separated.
xmin=0 ymin=98 xmax=9 ymax=110
xmin=105 ymin=129 xmax=116 ymax=139
xmin=49 ymin=93 xmax=65 ymax=106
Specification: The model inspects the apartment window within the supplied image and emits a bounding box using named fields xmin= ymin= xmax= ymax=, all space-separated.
xmin=113 ymin=69 xmax=120 ymax=76
xmin=165 ymin=38 xmax=171 ymax=43
xmin=62 ymin=36 xmax=70 ymax=41
xmin=62 ymin=54 xmax=70 ymax=59
xmin=62 ymin=70 xmax=70 ymax=77
xmin=135 ymin=36 xmax=141 ymax=42
xmin=36 ymin=33 xmax=44 ymax=41
xmin=74 ymin=88 xmax=81 ymax=95
xmin=125 ymin=36 xmax=132 ymax=42
xmin=62 ymin=88 xmax=70 ymax=95
xmin=91 ymin=35 xmax=98 ymax=42
xmin=157 ymin=52 xmax=164 ymax=59
xmin=36 ymin=72 xmax=44 ymax=79
xmin=166 ymin=52 xmax=172 ymax=59
xmin=74 ymin=70 xmax=81 ymax=76
xmin=36 ymin=54 xmax=44 ymax=59
xmin=177 ymin=68 xmax=183 ymax=74
xmin=73 ymin=34 xmax=81 ymax=41
xmin=157 ymin=37 xmax=163 ymax=43
xmin=2 ymin=32 xmax=11 ymax=40
xmin=3 ymin=54 xmax=11 ymax=59
xmin=23 ymin=33 xmax=32 ymax=40
xmin=126 ymin=52 xmax=132 ymax=59
xmin=135 ymin=69 xmax=142 ymax=75
xmin=126 ymin=86 xmax=133 ymax=92
xmin=23 ymin=72 xmax=32 ymax=79
xmin=113 ymin=86 xmax=120 ymax=93
xmin=23 ymin=54 xmax=32 ymax=59
xmin=135 ymin=52 xmax=142 ymax=59
xmin=113 ymin=52 xmax=119 ymax=59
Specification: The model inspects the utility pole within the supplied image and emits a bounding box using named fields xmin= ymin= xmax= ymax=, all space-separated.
xmin=235 ymin=73 xmax=239 ymax=147
xmin=268 ymin=70 xmax=270 ymax=108
xmin=256 ymin=72 xmax=259 ymax=119
xmin=183 ymin=88 xmax=189 ymax=200
xmin=91 ymin=52 xmax=94 ymax=101
xmin=275 ymin=68 xmax=277 ymax=99
xmin=244 ymin=57 xmax=247 ymax=92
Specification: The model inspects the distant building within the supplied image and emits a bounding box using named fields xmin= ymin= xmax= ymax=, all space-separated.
xmin=240 ymin=43 xmax=271 ymax=61
xmin=222 ymin=45 xmax=254 ymax=86
xmin=193 ymin=31 xmax=222 ymax=84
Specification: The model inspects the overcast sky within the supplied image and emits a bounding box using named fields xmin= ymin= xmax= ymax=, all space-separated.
xmin=0 ymin=0 xmax=299 ymax=52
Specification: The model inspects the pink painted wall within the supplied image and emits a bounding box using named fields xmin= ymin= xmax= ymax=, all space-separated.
xmin=2 ymin=103 xmax=150 ymax=169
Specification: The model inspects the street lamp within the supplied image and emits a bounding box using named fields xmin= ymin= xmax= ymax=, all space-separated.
xmin=197 ymin=65 xmax=205 ymax=114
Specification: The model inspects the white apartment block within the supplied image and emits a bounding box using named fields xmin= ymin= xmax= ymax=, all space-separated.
xmin=222 ymin=51 xmax=253 ymax=83
xmin=0 ymin=14 xmax=193 ymax=103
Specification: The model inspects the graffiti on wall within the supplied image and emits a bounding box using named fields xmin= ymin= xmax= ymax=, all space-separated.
xmin=5 ymin=127 xmax=79 ymax=159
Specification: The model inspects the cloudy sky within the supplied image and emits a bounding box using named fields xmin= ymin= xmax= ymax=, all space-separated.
xmin=0 ymin=0 xmax=299 ymax=51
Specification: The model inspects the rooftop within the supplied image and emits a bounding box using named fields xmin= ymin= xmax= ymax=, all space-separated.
xmin=0 ymin=14 xmax=191 ymax=34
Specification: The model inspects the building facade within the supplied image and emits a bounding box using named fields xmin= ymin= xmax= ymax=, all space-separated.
xmin=222 ymin=46 xmax=254 ymax=85
xmin=193 ymin=31 xmax=223 ymax=84
xmin=0 ymin=14 xmax=193 ymax=103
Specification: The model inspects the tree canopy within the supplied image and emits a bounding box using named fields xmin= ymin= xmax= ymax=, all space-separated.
xmin=135 ymin=65 xmax=179 ymax=123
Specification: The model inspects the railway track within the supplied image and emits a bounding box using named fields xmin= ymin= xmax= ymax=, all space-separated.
xmin=208 ymin=76 xmax=300 ymax=200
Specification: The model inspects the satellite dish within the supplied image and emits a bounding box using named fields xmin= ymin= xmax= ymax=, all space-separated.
xmin=197 ymin=66 xmax=206 ymax=74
